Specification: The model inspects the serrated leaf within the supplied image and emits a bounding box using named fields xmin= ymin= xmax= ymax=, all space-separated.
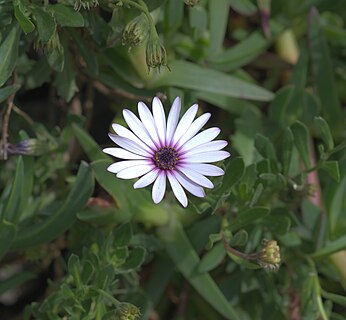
xmin=291 ymin=120 xmax=311 ymax=169
xmin=198 ymin=242 xmax=225 ymax=273
xmin=0 ymin=24 xmax=21 ymax=86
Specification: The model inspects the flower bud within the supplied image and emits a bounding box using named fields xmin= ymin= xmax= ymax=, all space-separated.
xmin=7 ymin=138 xmax=57 ymax=156
xmin=184 ymin=0 xmax=200 ymax=6
xmin=146 ymin=37 xmax=167 ymax=70
xmin=117 ymin=302 xmax=141 ymax=320
xmin=123 ymin=14 xmax=149 ymax=48
xmin=258 ymin=239 xmax=280 ymax=271
xmin=74 ymin=0 xmax=99 ymax=11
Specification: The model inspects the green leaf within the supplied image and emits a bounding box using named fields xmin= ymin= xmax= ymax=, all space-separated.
xmin=159 ymin=218 xmax=239 ymax=319
xmin=149 ymin=60 xmax=274 ymax=101
xmin=121 ymin=247 xmax=146 ymax=271
xmin=262 ymin=209 xmax=291 ymax=235
xmin=322 ymin=291 xmax=346 ymax=308
xmin=0 ymin=220 xmax=17 ymax=260
xmin=282 ymin=127 xmax=294 ymax=175
xmin=254 ymin=133 xmax=277 ymax=160
xmin=50 ymin=4 xmax=84 ymax=27
xmin=314 ymin=116 xmax=334 ymax=151
xmin=210 ymin=32 xmax=268 ymax=71
xmin=14 ymin=2 xmax=35 ymax=34
xmin=2 ymin=156 xmax=24 ymax=222
xmin=54 ymin=42 xmax=78 ymax=102
xmin=12 ymin=162 xmax=94 ymax=248
xmin=229 ymin=230 xmax=248 ymax=247
xmin=0 ymin=271 xmax=36 ymax=295
xmin=321 ymin=161 xmax=340 ymax=182
xmin=231 ymin=207 xmax=270 ymax=231
xmin=229 ymin=0 xmax=257 ymax=15
xmin=311 ymin=234 xmax=346 ymax=259
xmin=47 ymin=47 xmax=64 ymax=72
xmin=18 ymin=155 xmax=34 ymax=217
xmin=308 ymin=8 xmax=343 ymax=136
xmin=218 ymin=157 xmax=245 ymax=195
xmin=208 ymin=0 xmax=230 ymax=57
xmin=32 ymin=7 xmax=56 ymax=42
xmin=0 ymin=24 xmax=21 ymax=86
xmin=0 ymin=84 xmax=20 ymax=103
xmin=291 ymin=120 xmax=311 ymax=169
xmin=113 ymin=223 xmax=133 ymax=247
xmin=198 ymin=242 xmax=226 ymax=273
xmin=68 ymin=254 xmax=81 ymax=287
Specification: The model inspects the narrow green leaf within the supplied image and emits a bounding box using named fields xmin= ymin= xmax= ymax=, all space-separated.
xmin=0 ymin=271 xmax=36 ymax=295
xmin=3 ymin=156 xmax=24 ymax=222
xmin=308 ymin=8 xmax=343 ymax=136
xmin=311 ymin=234 xmax=346 ymax=259
xmin=229 ymin=0 xmax=257 ymax=15
xmin=163 ymin=0 xmax=184 ymax=33
xmin=322 ymin=291 xmax=346 ymax=308
xmin=149 ymin=60 xmax=274 ymax=101
xmin=0 ymin=24 xmax=21 ymax=86
xmin=0 ymin=220 xmax=17 ymax=260
xmin=231 ymin=207 xmax=270 ymax=231
xmin=14 ymin=3 xmax=35 ymax=34
xmin=314 ymin=116 xmax=334 ymax=151
xmin=12 ymin=162 xmax=94 ymax=248
xmin=0 ymin=84 xmax=20 ymax=103
xmin=254 ymin=133 xmax=277 ymax=160
xmin=210 ymin=32 xmax=268 ymax=71
xmin=321 ymin=161 xmax=340 ymax=182
xmin=282 ymin=127 xmax=294 ymax=175
xmin=208 ymin=0 xmax=230 ymax=56
xmin=18 ymin=155 xmax=34 ymax=218
xmin=159 ymin=218 xmax=238 ymax=319
xmin=50 ymin=4 xmax=84 ymax=27
xmin=113 ymin=223 xmax=133 ymax=247
xmin=198 ymin=242 xmax=226 ymax=273
xmin=68 ymin=254 xmax=81 ymax=287
xmin=291 ymin=120 xmax=311 ymax=169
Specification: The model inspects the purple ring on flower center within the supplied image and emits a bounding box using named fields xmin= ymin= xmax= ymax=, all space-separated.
xmin=154 ymin=146 xmax=179 ymax=170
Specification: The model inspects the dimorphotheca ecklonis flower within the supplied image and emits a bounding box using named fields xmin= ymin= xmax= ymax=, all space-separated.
xmin=103 ymin=97 xmax=230 ymax=207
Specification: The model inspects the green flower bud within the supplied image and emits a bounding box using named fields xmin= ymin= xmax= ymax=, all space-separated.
xmin=146 ymin=37 xmax=167 ymax=70
xmin=7 ymin=138 xmax=57 ymax=156
xmin=184 ymin=0 xmax=200 ymax=6
xmin=123 ymin=14 xmax=149 ymax=48
xmin=117 ymin=302 xmax=141 ymax=320
xmin=258 ymin=239 xmax=281 ymax=271
xmin=74 ymin=0 xmax=99 ymax=11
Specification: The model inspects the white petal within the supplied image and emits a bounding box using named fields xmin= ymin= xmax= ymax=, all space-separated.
xmin=103 ymin=148 xmax=147 ymax=160
xmin=179 ymin=127 xmax=220 ymax=152
xmin=182 ymin=151 xmax=230 ymax=163
xmin=107 ymin=160 xmax=152 ymax=173
xmin=152 ymin=97 xmax=166 ymax=147
xmin=174 ymin=113 xmax=211 ymax=148
xmin=152 ymin=172 xmax=166 ymax=204
xmin=166 ymin=97 xmax=181 ymax=146
xmin=109 ymin=134 xmax=151 ymax=157
xmin=134 ymin=168 xmax=160 ymax=189
xmin=179 ymin=163 xmax=224 ymax=176
xmin=137 ymin=102 xmax=160 ymax=148
xmin=112 ymin=123 xmax=153 ymax=154
xmin=172 ymin=104 xmax=198 ymax=146
xmin=123 ymin=109 xmax=157 ymax=149
xmin=181 ymin=141 xmax=228 ymax=157
xmin=116 ymin=164 xmax=155 ymax=179
xmin=167 ymin=171 xmax=188 ymax=207
xmin=177 ymin=167 xmax=213 ymax=188
xmin=173 ymin=171 xmax=205 ymax=198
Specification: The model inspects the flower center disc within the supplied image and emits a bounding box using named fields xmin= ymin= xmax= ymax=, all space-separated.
xmin=154 ymin=147 xmax=178 ymax=170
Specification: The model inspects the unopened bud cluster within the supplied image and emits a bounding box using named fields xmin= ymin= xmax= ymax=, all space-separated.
xmin=7 ymin=139 xmax=47 ymax=156
xmin=117 ymin=302 xmax=141 ymax=320
xmin=74 ymin=0 xmax=99 ymax=11
xmin=123 ymin=14 xmax=149 ymax=48
xmin=258 ymin=239 xmax=281 ymax=271
xmin=146 ymin=37 xmax=167 ymax=70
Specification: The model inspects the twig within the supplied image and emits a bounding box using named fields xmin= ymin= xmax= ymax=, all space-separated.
xmin=0 ymin=72 xmax=17 ymax=160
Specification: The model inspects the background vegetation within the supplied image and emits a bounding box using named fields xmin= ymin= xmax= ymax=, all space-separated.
xmin=0 ymin=0 xmax=346 ymax=319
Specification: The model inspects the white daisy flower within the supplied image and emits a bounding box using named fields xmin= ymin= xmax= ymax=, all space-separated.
xmin=103 ymin=97 xmax=230 ymax=207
